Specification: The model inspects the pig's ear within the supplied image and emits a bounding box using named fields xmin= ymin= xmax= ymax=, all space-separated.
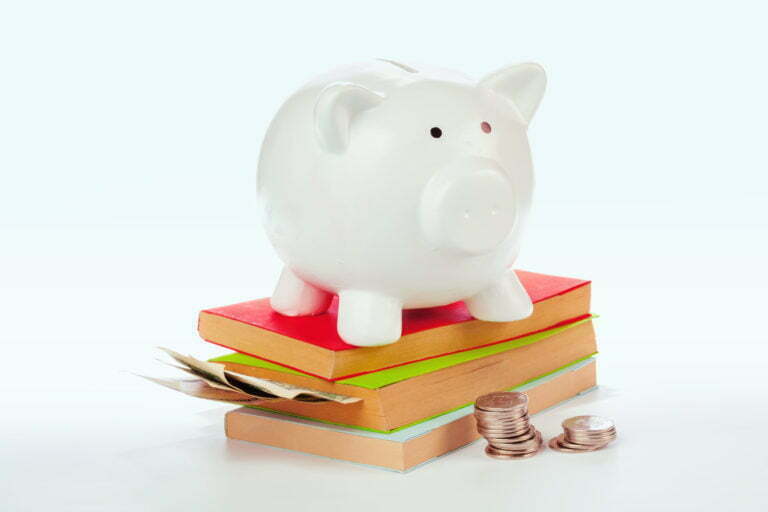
xmin=314 ymin=83 xmax=385 ymax=153
xmin=479 ymin=63 xmax=546 ymax=124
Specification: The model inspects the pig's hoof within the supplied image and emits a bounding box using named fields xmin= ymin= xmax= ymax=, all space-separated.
xmin=270 ymin=267 xmax=332 ymax=316
xmin=465 ymin=271 xmax=533 ymax=322
xmin=337 ymin=291 xmax=402 ymax=346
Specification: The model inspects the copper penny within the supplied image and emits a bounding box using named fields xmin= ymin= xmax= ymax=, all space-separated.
xmin=475 ymin=392 xmax=528 ymax=412
xmin=548 ymin=434 xmax=606 ymax=453
xmin=485 ymin=444 xmax=541 ymax=460
xmin=562 ymin=415 xmax=615 ymax=433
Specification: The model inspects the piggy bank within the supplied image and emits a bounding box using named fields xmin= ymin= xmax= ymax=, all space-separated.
xmin=257 ymin=59 xmax=546 ymax=346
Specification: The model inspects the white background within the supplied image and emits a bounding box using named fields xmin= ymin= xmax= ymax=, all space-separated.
xmin=2 ymin=1 xmax=767 ymax=510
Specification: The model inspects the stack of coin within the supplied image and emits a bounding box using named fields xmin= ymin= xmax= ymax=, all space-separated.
xmin=549 ymin=415 xmax=617 ymax=453
xmin=474 ymin=391 xmax=543 ymax=459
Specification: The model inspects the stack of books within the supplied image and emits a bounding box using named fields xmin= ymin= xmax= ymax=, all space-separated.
xmin=201 ymin=270 xmax=597 ymax=471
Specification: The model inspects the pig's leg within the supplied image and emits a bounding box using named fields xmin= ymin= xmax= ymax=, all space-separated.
xmin=270 ymin=267 xmax=332 ymax=316
xmin=337 ymin=291 xmax=402 ymax=346
xmin=465 ymin=270 xmax=533 ymax=322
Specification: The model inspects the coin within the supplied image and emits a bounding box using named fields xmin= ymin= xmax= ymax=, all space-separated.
xmin=566 ymin=427 xmax=616 ymax=437
xmin=558 ymin=436 xmax=609 ymax=450
xmin=477 ymin=421 xmax=529 ymax=430
xmin=475 ymin=405 xmax=528 ymax=414
xmin=477 ymin=422 xmax=529 ymax=432
xmin=566 ymin=431 xmax=616 ymax=440
xmin=474 ymin=391 xmax=544 ymax=460
xmin=479 ymin=427 xmax=532 ymax=439
xmin=477 ymin=420 xmax=530 ymax=432
xmin=474 ymin=414 xmax=528 ymax=425
xmin=485 ymin=426 xmax=537 ymax=442
xmin=485 ymin=444 xmax=541 ymax=460
xmin=562 ymin=415 xmax=615 ymax=433
xmin=565 ymin=427 xmax=616 ymax=436
xmin=490 ymin=432 xmax=543 ymax=451
xmin=488 ymin=432 xmax=542 ymax=451
xmin=548 ymin=414 xmax=618 ymax=454
xmin=548 ymin=435 xmax=593 ymax=453
xmin=476 ymin=413 xmax=528 ymax=422
xmin=475 ymin=411 xmax=528 ymax=420
xmin=475 ymin=408 xmax=527 ymax=417
xmin=566 ymin=434 xmax=616 ymax=445
xmin=477 ymin=418 xmax=529 ymax=427
xmin=548 ymin=434 xmax=607 ymax=453
xmin=475 ymin=391 xmax=528 ymax=412
xmin=477 ymin=415 xmax=530 ymax=426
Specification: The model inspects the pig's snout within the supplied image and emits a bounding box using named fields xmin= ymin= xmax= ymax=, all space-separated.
xmin=420 ymin=161 xmax=517 ymax=255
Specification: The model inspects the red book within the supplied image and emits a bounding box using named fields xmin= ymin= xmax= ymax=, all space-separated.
xmin=199 ymin=270 xmax=591 ymax=380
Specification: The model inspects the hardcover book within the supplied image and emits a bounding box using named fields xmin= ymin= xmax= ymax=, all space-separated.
xmin=213 ymin=318 xmax=596 ymax=431
xmin=200 ymin=270 xmax=590 ymax=380
xmin=225 ymin=357 xmax=597 ymax=471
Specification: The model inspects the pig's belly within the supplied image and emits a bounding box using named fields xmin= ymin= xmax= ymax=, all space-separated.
xmin=291 ymin=247 xmax=515 ymax=309
xmin=394 ymin=275 xmax=499 ymax=309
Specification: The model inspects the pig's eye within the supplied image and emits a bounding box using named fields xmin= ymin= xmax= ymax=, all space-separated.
xmin=481 ymin=121 xmax=492 ymax=133
xmin=430 ymin=127 xmax=442 ymax=139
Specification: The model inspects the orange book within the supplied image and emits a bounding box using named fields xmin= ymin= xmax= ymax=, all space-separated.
xmin=215 ymin=319 xmax=596 ymax=431
xmin=225 ymin=357 xmax=597 ymax=472
xmin=200 ymin=270 xmax=590 ymax=380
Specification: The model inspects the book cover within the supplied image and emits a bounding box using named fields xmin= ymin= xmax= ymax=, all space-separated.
xmin=225 ymin=357 xmax=597 ymax=472
xmin=200 ymin=270 xmax=591 ymax=379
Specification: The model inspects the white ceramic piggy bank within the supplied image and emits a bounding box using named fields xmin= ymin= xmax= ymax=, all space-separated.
xmin=257 ymin=59 xmax=546 ymax=347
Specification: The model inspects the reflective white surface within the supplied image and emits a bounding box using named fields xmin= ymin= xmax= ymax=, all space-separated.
xmin=3 ymin=0 xmax=768 ymax=509
xmin=1 ymin=224 xmax=766 ymax=511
